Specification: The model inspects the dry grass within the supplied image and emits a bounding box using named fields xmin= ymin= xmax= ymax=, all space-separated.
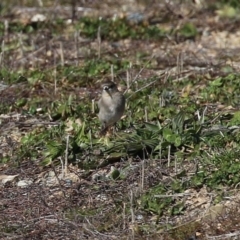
xmin=1 ymin=0 xmax=240 ymax=239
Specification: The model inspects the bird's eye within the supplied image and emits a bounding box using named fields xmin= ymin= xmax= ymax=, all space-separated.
xmin=103 ymin=86 xmax=110 ymax=90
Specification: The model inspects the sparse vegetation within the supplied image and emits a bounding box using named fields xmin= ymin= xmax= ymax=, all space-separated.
xmin=1 ymin=0 xmax=240 ymax=239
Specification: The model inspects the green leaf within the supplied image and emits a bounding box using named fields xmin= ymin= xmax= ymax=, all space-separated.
xmin=230 ymin=111 xmax=240 ymax=125
xmin=163 ymin=128 xmax=181 ymax=146
xmin=111 ymin=169 xmax=120 ymax=180
xmin=210 ymin=78 xmax=223 ymax=87
xmin=179 ymin=23 xmax=197 ymax=38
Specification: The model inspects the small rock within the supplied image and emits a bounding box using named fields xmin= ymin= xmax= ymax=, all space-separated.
xmin=17 ymin=179 xmax=33 ymax=188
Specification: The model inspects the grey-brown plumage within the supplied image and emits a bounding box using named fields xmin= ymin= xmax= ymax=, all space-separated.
xmin=98 ymin=81 xmax=125 ymax=135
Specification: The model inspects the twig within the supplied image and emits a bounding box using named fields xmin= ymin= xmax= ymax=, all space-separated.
xmin=154 ymin=193 xmax=191 ymax=198
xmin=167 ymin=145 xmax=171 ymax=167
xmin=206 ymin=230 xmax=240 ymax=240
xmin=59 ymin=41 xmax=64 ymax=66
xmin=130 ymin=190 xmax=135 ymax=239
xmin=65 ymin=135 xmax=70 ymax=176
xmin=51 ymin=162 xmax=66 ymax=198
xmin=127 ymin=78 xmax=158 ymax=100
xmin=97 ymin=26 xmax=101 ymax=59
xmin=124 ymin=54 xmax=156 ymax=95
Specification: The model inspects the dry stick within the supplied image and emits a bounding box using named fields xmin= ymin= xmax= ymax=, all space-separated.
xmin=31 ymin=39 xmax=36 ymax=69
xmin=130 ymin=190 xmax=135 ymax=239
xmin=60 ymin=156 xmax=64 ymax=176
xmin=51 ymin=161 xmax=67 ymax=198
xmin=19 ymin=32 xmax=24 ymax=57
xmin=159 ymin=139 xmax=162 ymax=165
xmin=123 ymin=202 xmax=126 ymax=230
xmin=135 ymin=80 xmax=138 ymax=92
xmin=65 ymin=135 xmax=70 ymax=176
xmin=89 ymin=130 xmax=93 ymax=149
xmin=141 ymin=158 xmax=145 ymax=190
xmin=175 ymin=155 xmax=177 ymax=174
xmin=97 ymin=26 xmax=101 ymax=59
xmin=206 ymin=231 xmax=240 ymax=240
xmin=37 ymin=0 xmax=43 ymax=7
xmin=196 ymin=110 xmax=201 ymax=121
xmin=167 ymin=145 xmax=171 ymax=167
xmin=162 ymin=69 xmax=170 ymax=85
xmin=4 ymin=20 xmax=8 ymax=37
xmin=59 ymin=42 xmax=64 ymax=66
xmin=139 ymin=150 xmax=146 ymax=191
xmin=0 ymin=40 xmax=5 ymax=67
xmin=171 ymin=70 xmax=193 ymax=83
xmin=177 ymin=51 xmax=184 ymax=81
xmin=124 ymin=54 xmax=155 ymax=95
xmin=127 ymin=78 xmax=158 ymax=100
xmin=126 ymin=62 xmax=132 ymax=89
xmin=17 ymin=46 xmax=45 ymax=63
xmin=176 ymin=52 xmax=180 ymax=81
xmin=180 ymin=51 xmax=184 ymax=74
xmin=54 ymin=50 xmax=57 ymax=95
xmin=74 ymin=30 xmax=80 ymax=66
xmin=144 ymin=107 xmax=148 ymax=122
xmin=165 ymin=217 xmax=200 ymax=233
xmin=111 ymin=64 xmax=114 ymax=82
xmin=19 ymin=32 xmax=24 ymax=70
xmin=201 ymin=106 xmax=208 ymax=124
xmin=154 ymin=193 xmax=191 ymax=198
xmin=84 ymin=217 xmax=111 ymax=237
xmin=126 ymin=69 xmax=130 ymax=89
xmin=91 ymin=99 xmax=95 ymax=114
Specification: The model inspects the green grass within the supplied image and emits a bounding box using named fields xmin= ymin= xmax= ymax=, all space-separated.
xmin=1 ymin=0 xmax=240 ymax=239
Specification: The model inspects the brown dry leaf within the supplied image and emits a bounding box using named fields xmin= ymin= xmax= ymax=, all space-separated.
xmin=203 ymin=204 xmax=226 ymax=221
xmin=0 ymin=174 xmax=19 ymax=185
xmin=65 ymin=118 xmax=83 ymax=132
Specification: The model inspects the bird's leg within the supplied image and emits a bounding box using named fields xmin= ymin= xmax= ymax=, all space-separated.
xmin=112 ymin=123 xmax=117 ymax=135
xmin=99 ymin=123 xmax=109 ymax=136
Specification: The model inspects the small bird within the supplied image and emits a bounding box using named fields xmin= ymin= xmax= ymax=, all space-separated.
xmin=98 ymin=81 xmax=125 ymax=135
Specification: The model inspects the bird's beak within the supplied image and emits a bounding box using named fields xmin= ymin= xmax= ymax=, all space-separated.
xmin=104 ymin=88 xmax=112 ymax=97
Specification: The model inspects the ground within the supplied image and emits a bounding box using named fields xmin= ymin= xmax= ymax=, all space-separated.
xmin=1 ymin=0 xmax=240 ymax=239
